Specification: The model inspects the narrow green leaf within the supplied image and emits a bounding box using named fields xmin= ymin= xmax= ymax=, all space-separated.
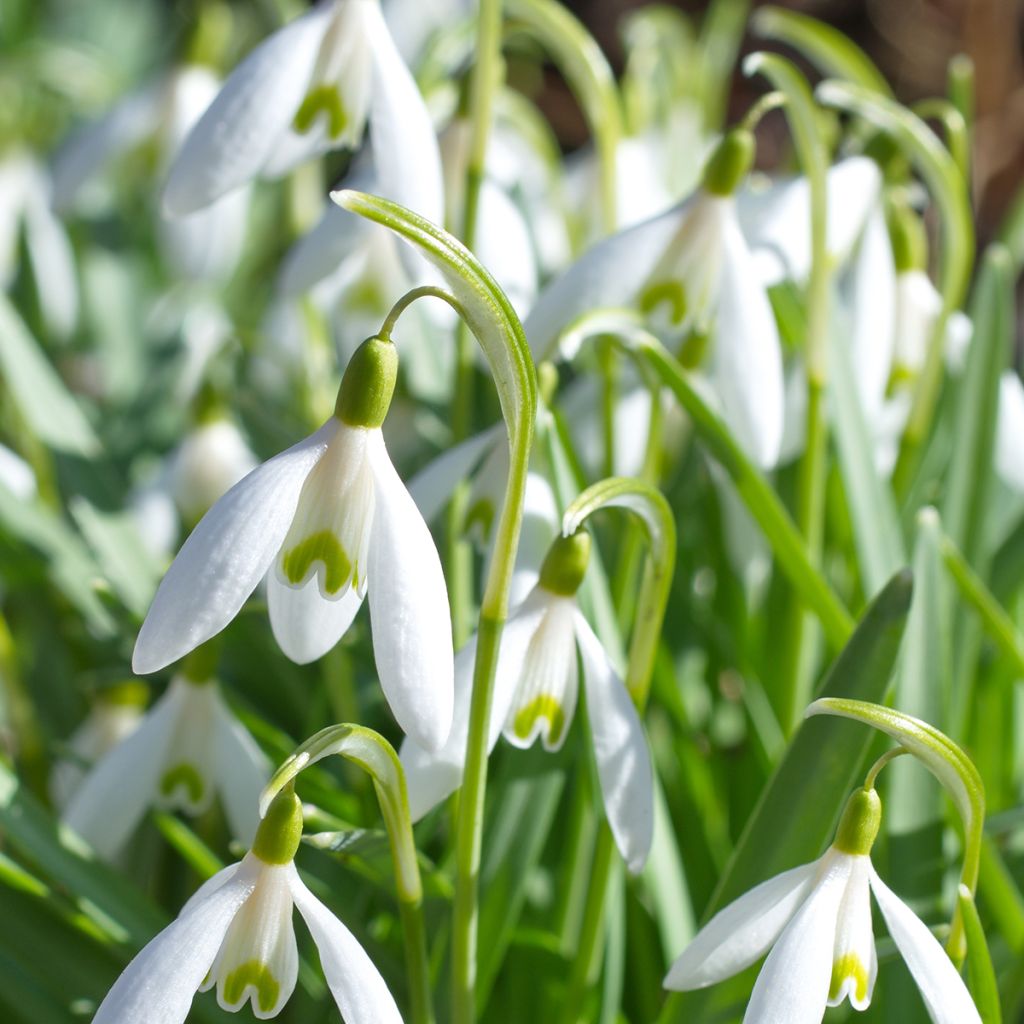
xmin=959 ymin=886 xmax=1002 ymax=1024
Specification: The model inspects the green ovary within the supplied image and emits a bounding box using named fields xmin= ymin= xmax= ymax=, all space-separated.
xmin=829 ymin=953 xmax=870 ymax=1004
xmin=159 ymin=763 xmax=205 ymax=804
xmin=222 ymin=960 xmax=281 ymax=1013
xmin=513 ymin=696 xmax=566 ymax=746
xmin=639 ymin=279 xmax=687 ymax=326
xmin=281 ymin=531 xmax=353 ymax=595
xmin=294 ymin=86 xmax=348 ymax=139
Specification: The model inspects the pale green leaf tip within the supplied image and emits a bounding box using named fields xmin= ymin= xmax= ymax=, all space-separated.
xmin=916 ymin=505 xmax=941 ymax=530
xmin=741 ymin=51 xmax=768 ymax=78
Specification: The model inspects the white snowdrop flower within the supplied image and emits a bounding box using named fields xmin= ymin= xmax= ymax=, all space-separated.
xmin=62 ymin=673 xmax=269 ymax=858
xmin=401 ymin=531 xmax=654 ymax=873
xmin=91 ymin=788 xmax=402 ymax=1024
xmin=996 ymin=371 xmax=1024 ymax=493
xmin=665 ymin=787 xmax=981 ymax=1024
xmin=50 ymin=682 xmax=146 ymax=810
xmin=524 ymin=130 xmax=784 ymax=470
xmin=0 ymin=441 xmax=37 ymax=501
xmin=132 ymin=336 xmax=454 ymax=752
xmin=163 ymin=0 xmax=442 ymax=227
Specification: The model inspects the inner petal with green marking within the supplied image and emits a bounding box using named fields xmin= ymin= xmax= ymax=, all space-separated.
xmin=277 ymin=423 xmax=376 ymax=599
xmin=829 ymin=953 xmax=871 ymax=1007
xmin=154 ymin=676 xmax=219 ymax=815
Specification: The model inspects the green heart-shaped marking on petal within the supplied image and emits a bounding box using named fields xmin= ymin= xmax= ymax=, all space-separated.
xmin=282 ymin=531 xmax=353 ymax=595
xmin=222 ymin=960 xmax=281 ymax=1013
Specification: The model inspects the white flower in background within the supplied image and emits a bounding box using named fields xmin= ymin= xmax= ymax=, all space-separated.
xmin=401 ymin=531 xmax=654 ymax=873
xmin=524 ymin=129 xmax=784 ymax=469
xmin=62 ymin=674 xmax=269 ymax=858
xmin=163 ymin=0 xmax=442 ymax=226
xmin=92 ymin=788 xmax=401 ymax=1024
xmin=381 ymin=0 xmax=472 ymax=65
xmin=50 ymin=682 xmax=146 ymax=810
xmin=0 ymin=151 xmax=78 ymax=338
xmin=665 ymin=787 xmax=980 ymax=1024
xmin=133 ymin=336 xmax=454 ymax=753
xmin=0 ymin=442 xmax=37 ymax=501
xmin=53 ymin=66 xmax=250 ymax=284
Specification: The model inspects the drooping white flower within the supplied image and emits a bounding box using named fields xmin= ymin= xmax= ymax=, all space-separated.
xmin=92 ymin=788 xmax=401 ymax=1024
xmin=665 ymin=788 xmax=981 ymax=1024
xmin=401 ymin=531 xmax=654 ymax=873
xmin=132 ymin=336 xmax=454 ymax=752
xmin=524 ymin=129 xmax=784 ymax=469
xmin=62 ymin=674 xmax=269 ymax=858
xmin=163 ymin=0 xmax=442 ymax=226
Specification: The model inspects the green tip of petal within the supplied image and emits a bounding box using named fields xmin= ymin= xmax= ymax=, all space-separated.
xmin=160 ymin=763 xmax=206 ymax=804
xmin=639 ymin=280 xmax=688 ymax=327
xmin=833 ymin=787 xmax=882 ymax=856
xmin=281 ymin=531 xmax=354 ymax=595
xmin=294 ymin=85 xmax=348 ymax=140
xmin=335 ymin=335 xmax=398 ymax=428
xmin=513 ymin=695 xmax=567 ymax=748
xmin=829 ymin=953 xmax=871 ymax=1005
xmin=222 ymin=961 xmax=281 ymax=1013
xmin=539 ymin=531 xmax=592 ymax=596
xmin=702 ymin=129 xmax=756 ymax=196
xmin=252 ymin=786 xmax=303 ymax=865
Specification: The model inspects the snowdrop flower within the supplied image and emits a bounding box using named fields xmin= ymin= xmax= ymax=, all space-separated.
xmin=133 ymin=335 xmax=454 ymax=752
xmin=0 ymin=441 xmax=37 ymax=501
xmin=665 ymin=787 xmax=981 ymax=1024
xmin=92 ymin=787 xmax=401 ymax=1024
xmin=163 ymin=0 xmax=442 ymax=226
xmin=62 ymin=672 xmax=268 ymax=858
xmin=524 ymin=129 xmax=784 ymax=469
xmin=50 ymin=682 xmax=146 ymax=809
xmin=401 ymin=530 xmax=654 ymax=872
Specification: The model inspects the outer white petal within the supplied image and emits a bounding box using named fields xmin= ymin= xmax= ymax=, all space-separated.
xmin=742 ymin=854 xmax=852 ymax=1024
xmin=61 ymin=685 xmax=183 ymax=859
xmin=869 ymin=869 xmax=982 ymax=1024
xmin=847 ymin=206 xmax=896 ymax=421
xmin=476 ymin=181 xmax=538 ymax=316
xmin=163 ymin=6 xmax=333 ymax=214
xmin=711 ymin=208 xmax=784 ymax=469
xmin=289 ymin=868 xmax=403 ymax=1024
xmin=180 ymin=861 xmax=242 ymax=917
xmin=664 ymin=859 xmax=820 ymax=990
xmin=133 ymin=422 xmax=334 ymax=674
xmin=574 ymin=611 xmax=653 ymax=874
xmin=366 ymin=431 xmax=454 ymax=752
xmin=400 ymin=588 xmax=551 ymax=819
xmin=91 ymin=865 xmax=257 ymax=1024
xmin=996 ymin=371 xmax=1024 ymax=493
xmin=505 ymin=471 xmax=559 ymax=607
xmin=278 ymin=204 xmax=373 ymax=296
xmin=522 ymin=198 xmax=691 ymax=359
xmin=268 ymin=570 xmax=364 ymax=664
xmin=365 ymin=0 xmax=444 ymax=224
xmin=406 ymin=425 xmax=501 ymax=525
xmin=212 ymin=694 xmax=270 ymax=847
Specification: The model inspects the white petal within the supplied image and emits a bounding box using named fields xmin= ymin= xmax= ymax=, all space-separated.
xmin=711 ymin=208 xmax=785 ymax=469
xmin=664 ymin=859 xmax=820 ymax=990
xmin=92 ymin=866 xmax=257 ymax=1024
xmin=893 ymin=269 xmax=942 ymax=375
xmin=181 ymin=861 xmax=242 ymax=917
xmin=504 ymin=471 xmax=559 ymax=607
xmin=268 ymin=569 xmax=364 ymax=664
xmin=61 ymin=685 xmax=182 ymax=859
xmin=365 ymin=1 xmax=444 ymax=224
xmin=367 ymin=431 xmax=453 ymax=751
xmin=163 ymin=6 xmax=333 ymax=214
xmin=996 ymin=372 xmax=1024 ymax=493
xmin=212 ymin=693 xmax=270 ymax=847
xmin=742 ymin=853 xmax=852 ymax=1024
xmin=289 ymin=868 xmax=403 ymax=1024
xmin=522 ymin=198 xmax=691 ymax=360
xmin=869 ymin=869 xmax=981 ymax=1024
xmin=828 ymin=856 xmax=877 ymax=1010
xmin=278 ymin=204 xmax=372 ymax=296
xmin=133 ymin=421 xmax=334 ymax=674
xmin=475 ymin=181 xmax=538 ymax=316
xmin=574 ymin=611 xmax=653 ymax=874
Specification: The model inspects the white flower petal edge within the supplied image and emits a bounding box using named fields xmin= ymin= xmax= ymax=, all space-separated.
xmin=61 ymin=687 xmax=181 ymax=859
xmin=289 ymin=867 xmax=403 ymax=1024
xmin=996 ymin=371 xmax=1024 ymax=493
xmin=711 ymin=208 xmax=784 ymax=469
xmin=742 ymin=853 xmax=852 ymax=1024
xmin=133 ymin=421 xmax=335 ymax=674
xmin=267 ymin=568 xmax=364 ymax=664
xmin=574 ymin=611 xmax=654 ymax=874
xmin=163 ymin=5 xmax=333 ymax=215
xmin=869 ymin=869 xmax=981 ymax=1024
xmin=664 ymin=859 xmax=819 ymax=990
xmin=366 ymin=431 xmax=454 ymax=752
xmin=278 ymin=203 xmax=373 ymax=297
xmin=92 ymin=866 xmax=258 ymax=1024
xmin=212 ymin=693 xmax=271 ymax=847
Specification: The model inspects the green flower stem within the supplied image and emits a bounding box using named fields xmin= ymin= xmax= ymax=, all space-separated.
xmin=806 ymin=698 xmax=985 ymax=961
xmin=505 ymin=0 xmax=621 ymax=233
xmin=816 ymin=80 xmax=975 ymax=500
xmin=960 ymin=884 xmax=1003 ymax=1024
xmin=261 ymin=725 xmax=433 ymax=1024
xmin=913 ymin=98 xmax=970 ymax=188
xmin=744 ymin=52 xmax=831 ymax=733
xmin=948 ymin=54 xmax=975 ymax=181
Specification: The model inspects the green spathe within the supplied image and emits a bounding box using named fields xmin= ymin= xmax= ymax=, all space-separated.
xmin=335 ymin=336 xmax=399 ymax=428
xmin=701 ymin=129 xmax=756 ymax=196
xmin=833 ymin=787 xmax=882 ymax=856
xmin=252 ymin=787 xmax=304 ymax=865
xmin=539 ymin=531 xmax=592 ymax=596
